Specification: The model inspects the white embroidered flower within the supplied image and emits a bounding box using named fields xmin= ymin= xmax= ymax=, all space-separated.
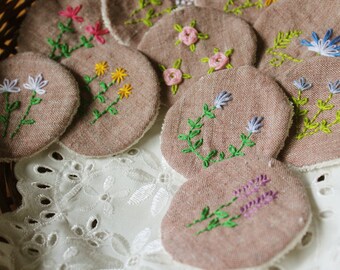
xmin=0 ymin=78 xmax=20 ymax=93
xmin=23 ymin=74 xmax=48 ymax=95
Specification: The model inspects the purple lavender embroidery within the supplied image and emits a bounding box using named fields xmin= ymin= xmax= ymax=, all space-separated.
xmin=246 ymin=116 xmax=264 ymax=133
xmin=233 ymin=174 xmax=271 ymax=198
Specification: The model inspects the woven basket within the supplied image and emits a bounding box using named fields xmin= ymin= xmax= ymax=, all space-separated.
xmin=0 ymin=0 xmax=35 ymax=213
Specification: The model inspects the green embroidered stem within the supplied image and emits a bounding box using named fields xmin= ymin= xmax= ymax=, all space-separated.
xmin=0 ymin=93 xmax=20 ymax=138
xmin=224 ymin=0 xmax=263 ymax=15
xmin=129 ymin=0 xmax=163 ymax=17
xmin=91 ymin=96 xmax=120 ymax=125
xmin=93 ymin=81 xmax=115 ymax=103
xmin=10 ymin=91 xmax=41 ymax=139
xmin=266 ymin=30 xmax=303 ymax=67
xmin=291 ymin=90 xmax=309 ymax=116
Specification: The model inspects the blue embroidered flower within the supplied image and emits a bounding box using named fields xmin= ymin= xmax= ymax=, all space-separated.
xmin=293 ymin=77 xmax=312 ymax=91
xmin=328 ymin=80 xmax=340 ymax=94
xmin=301 ymin=29 xmax=340 ymax=57
xmin=246 ymin=117 xmax=264 ymax=133
xmin=214 ymin=91 xmax=232 ymax=109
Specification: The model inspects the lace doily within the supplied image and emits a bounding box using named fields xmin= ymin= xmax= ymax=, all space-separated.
xmin=0 ymin=108 xmax=339 ymax=270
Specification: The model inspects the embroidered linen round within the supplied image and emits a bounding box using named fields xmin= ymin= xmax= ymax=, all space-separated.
xmin=138 ymin=6 xmax=257 ymax=107
xmin=161 ymin=66 xmax=293 ymax=179
xmin=162 ymin=157 xmax=312 ymax=270
xmin=0 ymin=52 xmax=79 ymax=161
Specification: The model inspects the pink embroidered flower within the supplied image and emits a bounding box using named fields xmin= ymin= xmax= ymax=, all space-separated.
xmin=85 ymin=21 xmax=110 ymax=44
xmin=58 ymin=5 xmax=84 ymax=23
xmin=208 ymin=52 xmax=229 ymax=71
xmin=178 ymin=26 xmax=198 ymax=46
xmin=163 ymin=68 xmax=183 ymax=86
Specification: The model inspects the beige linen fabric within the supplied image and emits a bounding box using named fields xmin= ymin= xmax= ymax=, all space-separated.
xmin=138 ymin=6 xmax=257 ymax=107
xmin=276 ymin=57 xmax=340 ymax=168
xmin=0 ymin=53 xmax=79 ymax=161
xmin=60 ymin=40 xmax=160 ymax=157
xmin=254 ymin=0 xmax=340 ymax=78
xmin=162 ymin=157 xmax=311 ymax=270
xmin=161 ymin=66 xmax=293 ymax=179
xmin=101 ymin=0 xmax=175 ymax=48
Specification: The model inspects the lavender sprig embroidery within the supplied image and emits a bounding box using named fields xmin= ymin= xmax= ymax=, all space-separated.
xmin=240 ymin=190 xmax=278 ymax=218
xmin=178 ymin=91 xmax=264 ymax=168
xmin=234 ymin=174 xmax=271 ymax=198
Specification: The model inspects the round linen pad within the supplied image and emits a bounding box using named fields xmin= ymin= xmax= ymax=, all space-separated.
xmin=194 ymin=0 xmax=279 ymax=25
xmin=162 ymin=157 xmax=312 ymax=270
xmin=254 ymin=0 xmax=340 ymax=78
xmin=0 ymin=52 xmax=79 ymax=161
xmin=101 ymin=0 xmax=176 ymax=48
xmin=161 ymin=66 xmax=293 ymax=179
xmin=17 ymin=0 xmax=108 ymax=60
xmin=138 ymin=6 xmax=257 ymax=107
xmin=59 ymin=40 xmax=160 ymax=157
xmin=276 ymin=57 xmax=340 ymax=169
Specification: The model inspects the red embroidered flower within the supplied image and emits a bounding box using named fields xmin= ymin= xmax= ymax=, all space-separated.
xmin=85 ymin=22 xmax=110 ymax=44
xmin=58 ymin=5 xmax=84 ymax=23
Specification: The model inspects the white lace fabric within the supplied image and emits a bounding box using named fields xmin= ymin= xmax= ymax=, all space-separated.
xmin=0 ymin=109 xmax=339 ymax=270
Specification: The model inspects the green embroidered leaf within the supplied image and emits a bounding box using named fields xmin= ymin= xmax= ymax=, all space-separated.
xmin=84 ymin=42 xmax=94 ymax=49
xmin=207 ymin=150 xmax=218 ymax=159
xmin=213 ymin=48 xmax=220 ymax=54
xmin=244 ymin=139 xmax=256 ymax=147
xmin=171 ymin=85 xmax=179 ymax=95
xmin=299 ymin=97 xmax=309 ymax=106
xmin=92 ymin=109 xmax=101 ymax=119
xmin=182 ymin=73 xmax=192 ymax=79
xmin=0 ymin=115 xmax=6 ymax=123
xmin=21 ymin=119 xmax=35 ymax=125
xmin=139 ymin=0 xmax=146 ymax=8
xmin=205 ymin=111 xmax=216 ymax=119
xmin=190 ymin=20 xmax=196 ymax=28
xmin=188 ymin=119 xmax=196 ymax=128
xmin=173 ymin=58 xmax=182 ymax=69
xmin=226 ymin=63 xmax=233 ymax=69
xmin=222 ymin=220 xmax=237 ymax=228
xmin=158 ymin=64 xmax=166 ymax=72
xmin=9 ymin=101 xmax=20 ymax=111
xmin=198 ymin=33 xmax=209 ymax=39
xmin=203 ymin=160 xmax=210 ymax=168
xmin=336 ymin=110 xmax=340 ymax=121
xmin=225 ymin=48 xmax=234 ymax=56
xmin=207 ymin=68 xmax=215 ymax=74
xmin=108 ymin=107 xmax=118 ymax=115
xmin=215 ymin=210 xmax=229 ymax=219
xmin=97 ymin=95 xmax=106 ymax=103
xmin=190 ymin=44 xmax=196 ymax=52
xmin=200 ymin=57 xmax=209 ymax=63
xmin=146 ymin=8 xmax=155 ymax=19
xmin=189 ymin=129 xmax=201 ymax=138
xmin=99 ymin=82 xmax=108 ymax=91
xmin=47 ymin=38 xmax=58 ymax=46
xmin=240 ymin=133 xmax=247 ymax=141
xmin=207 ymin=218 xmax=220 ymax=230
xmin=182 ymin=148 xmax=193 ymax=153
xmin=31 ymin=98 xmax=42 ymax=105
xmin=142 ymin=19 xmax=153 ymax=27
xmin=61 ymin=44 xmax=71 ymax=58
xmin=83 ymin=75 xmax=92 ymax=83
xmin=178 ymin=134 xmax=188 ymax=141
xmin=228 ymin=145 xmax=237 ymax=155
xmin=174 ymin=24 xmax=183 ymax=32
xmin=195 ymin=123 xmax=203 ymax=128
xmin=219 ymin=151 xmax=225 ymax=160
xmin=203 ymin=104 xmax=209 ymax=113
xmin=200 ymin=207 xmax=210 ymax=220
xmin=193 ymin=139 xmax=203 ymax=150
xmin=175 ymin=39 xmax=181 ymax=46
xmin=298 ymin=109 xmax=309 ymax=116
xmin=150 ymin=0 xmax=162 ymax=5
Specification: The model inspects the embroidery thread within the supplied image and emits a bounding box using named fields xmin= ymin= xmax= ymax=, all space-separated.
xmin=186 ymin=174 xmax=278 ymax=235
xmin=159 ymin=59 xmax=192 ymax=95
xmin=224 ymin=0 xmax=263 ymax=15
xmin=178 ymin=91 xmax=264 ymax=168
xmin=301 ymin=29 xmax=340 ymax=58
xmin=266 ymin=30 xmax=303 ymax=67
xmin=291 ymin=78 xmax=340 ymax=139
xmin=200 ymin=48 xmax=234 ymax=74
xmin=47 ymin=5 xmax=109 ymax=61
xmin=174 ymin=20 xmax=209 ymax=52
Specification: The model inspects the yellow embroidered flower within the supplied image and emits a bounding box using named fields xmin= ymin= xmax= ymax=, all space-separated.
xmin=95 ymin=61 xmax=108 ymax=76
xmin=111 ymin=68 xmax=128 ymax=84
xmin=118 ymin=84 xmax=133 ymax=99
xmin=265 ymin=0 xmax=277 ymax=6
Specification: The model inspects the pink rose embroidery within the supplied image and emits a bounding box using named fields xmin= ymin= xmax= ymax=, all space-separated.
xmin=178 ymin=26 xmax=199 ymax=46
xmin=209 ymin=52 xmax=230 ymax=71
xmin=163 ymin=68 xmax=183 ymax=86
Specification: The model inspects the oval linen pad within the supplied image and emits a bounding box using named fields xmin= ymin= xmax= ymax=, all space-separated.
xmin=101 ymin=0 xmax=177 ymax=48
xmin=162 ymin=157 xmax=312 ymax=270
xmin=0 ymin=52 xmax=79 ymax=161
xmin=194 ymin=0 xmax=279 ymax=25
xmin=59 ymin=39 xmax=160 ymax=157
xmin=161 ymin=66 xmax=293 ymax=179
xmin=276 ymin=57 xmax=340 ymax=169
xmin=254 ymin=0 xmax=340 ymax=78
xmin=138 ymin=6 xmax=257 ymax=107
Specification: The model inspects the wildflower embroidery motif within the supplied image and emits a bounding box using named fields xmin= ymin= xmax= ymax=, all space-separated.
xmin=178 ymin=91 xmax=264 ymax=168
xmin=266 ymin=30 xmax=303 ymax=67
xmin=159 ymin=59 xmax=192 ymax=95
xmin=291 ymin=77 xmax=340 ymax=139
xmin=200 ymin=48 xmax=234 ymax=74
xmin=0 ymin=75 xmax=48 ymax=139
xmin=224 ymin=0 xmax=264 ymax=15
xmin=80 ymin=62 xmax=133 ymax=124
xmin=186 ymin=174 xmax=278 ymax=235
xmin=301 ymin=29 xmax=340 ymax=57
xmin=124 ymin=0 xmax=176 ymax=27
xmin=47 ymin=5 xmax=109 ymax=61
xmin=174 ymin=20 xmax=209 ymax=52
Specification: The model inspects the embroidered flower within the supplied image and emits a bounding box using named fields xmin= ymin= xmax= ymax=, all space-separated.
xmin=163 ymin=68 xmax=183 ymax=86
xmin=95 ymin=61 xmax=109 ymax=77
xmin=328 ymin=80 xmax=340 ymax=94
xmin=85 ymin=21 xmax=109 ymax=44
xmin=293 ymin=77 xmax=312 ymax=91
xmin=23 ymin=74 xmax=48 ymax=95
xmin=301 ymin=29 xmax=340 ymax=57
xmin=214 ymin=91 xmax=233 ymax=109
xmin=111 ymin=68 xmax=128 ymax=84
xmin=58 ymin=5 xmax=84 ymax=23
xmin=201 ymin=48 xmax=234 ymax=74
xmin=246 ymin=116 xmax=264 ymax=133
xmin=118 ymin=84 xmax=133 ymax=99
xmin=0 ymin=78 xmax=20 ymax=93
